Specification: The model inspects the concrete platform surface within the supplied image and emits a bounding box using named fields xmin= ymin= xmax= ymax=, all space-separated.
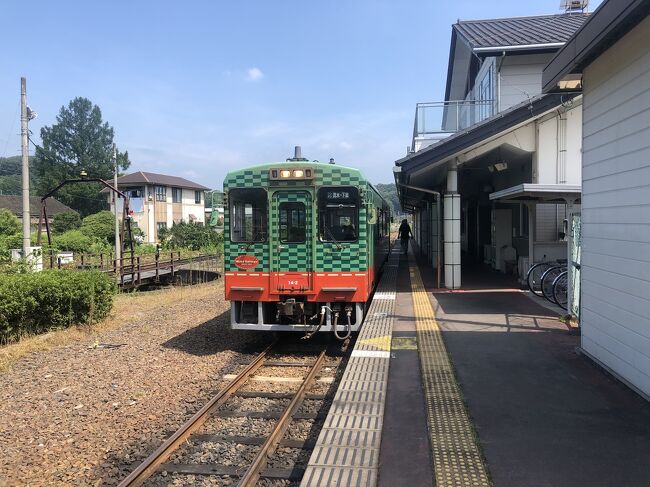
xmin=421 ymin=262 xmax=650 ymax=487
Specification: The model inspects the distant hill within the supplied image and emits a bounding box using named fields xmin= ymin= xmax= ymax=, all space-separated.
xmin=1 ymin=156 xmax=27 ymax=195
xmin=374 ymin=182 xmax=403 ymax=216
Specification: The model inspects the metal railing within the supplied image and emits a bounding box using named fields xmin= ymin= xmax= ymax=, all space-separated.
xmin=412 ymin=99 xmax=496 ymax=145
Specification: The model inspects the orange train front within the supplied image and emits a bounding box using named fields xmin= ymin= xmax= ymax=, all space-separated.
xmin=223 ymin=150 xmax=391 ymax=338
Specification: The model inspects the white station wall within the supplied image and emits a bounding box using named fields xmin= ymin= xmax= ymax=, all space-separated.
xmin=580 ymin=15 xmax=650 ymax=397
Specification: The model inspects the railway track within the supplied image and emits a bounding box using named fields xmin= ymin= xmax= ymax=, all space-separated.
xmin=119 ymin=338 xmax=348 ymax=486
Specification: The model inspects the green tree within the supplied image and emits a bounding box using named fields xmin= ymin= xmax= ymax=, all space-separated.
xmin=159 ymin=221 xmax=221 ymax=250
xmin=52 ymin=211 xmax=82 ymax=234
xmin=52 ymin=230 xmax=94 ymax=253
xmin=34 ymin=97 xmax=130 ymax=216
xmin=80 ymin=211 xmax=115 ymax=243
xmin=0 ymin=209 xmax=21 ymax=236
xmin=375 ymin=183 xmax=402 ymax=216
xmin=0 ymin=156 xmax=37 ymax=195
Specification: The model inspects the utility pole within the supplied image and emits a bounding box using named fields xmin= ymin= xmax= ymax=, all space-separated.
xmin=113 ymin=143 xmax=121 ymax=269
xmin=20 ymin=77 xmax=31 ymax=259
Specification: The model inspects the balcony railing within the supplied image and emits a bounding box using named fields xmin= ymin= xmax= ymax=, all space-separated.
xmin=413 ymin=99 xmax=496 ymax=145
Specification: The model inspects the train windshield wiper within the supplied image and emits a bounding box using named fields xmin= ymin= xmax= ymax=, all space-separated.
xmin=244 ymin=230 xmax=265 ymax=251
xmin=323 ymin=224 xmax=343 ymax=250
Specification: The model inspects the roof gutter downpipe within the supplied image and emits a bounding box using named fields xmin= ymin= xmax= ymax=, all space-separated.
xmin=397 ymin=183 xmax=442 ymax=289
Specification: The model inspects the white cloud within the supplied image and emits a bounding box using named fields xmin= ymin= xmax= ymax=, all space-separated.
xmin=246 ymin=67 xmax=264 ymax=82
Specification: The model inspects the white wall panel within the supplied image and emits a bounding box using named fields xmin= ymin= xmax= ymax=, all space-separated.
xmin=580 ymin=15 xmax=650 ymax=397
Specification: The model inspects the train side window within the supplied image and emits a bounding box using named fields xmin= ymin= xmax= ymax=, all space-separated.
xmin=279 ymin=202 xmax=306 ymax=243
xmin=229 ymin=188 xmax=267 ymax=242
xmin=318 ymin=187 xmax=359 ymax=242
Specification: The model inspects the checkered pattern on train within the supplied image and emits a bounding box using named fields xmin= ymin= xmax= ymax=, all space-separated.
xmin=222 ymin=204 xmax=269 ymax=272
xmin=271 ymin=191 xmax=313 ymax=272
xmin=313 ymin=165 xmax=368 ymax=273
xmin=223 ymin=168 xmax=269 ymax=189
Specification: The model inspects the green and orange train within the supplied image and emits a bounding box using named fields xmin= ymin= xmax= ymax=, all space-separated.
xmin=223 ymin=148 xmax=391 ymax=338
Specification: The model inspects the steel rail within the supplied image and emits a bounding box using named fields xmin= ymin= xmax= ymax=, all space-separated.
xmin=237 ymin=349 xmax=327 ymax=487
xmin=118 ymin=340 xmax=276 ymax=487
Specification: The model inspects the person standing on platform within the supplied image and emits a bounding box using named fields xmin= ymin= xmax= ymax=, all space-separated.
xmin=398 ymin=219 xmax=412 ymax=255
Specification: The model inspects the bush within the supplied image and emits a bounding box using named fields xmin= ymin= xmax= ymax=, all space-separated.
xmin=53 ymin=230 xmax=94 ymax=253
xmin=159 ymin=221 xmax=222 ymax=251
xmin=80 ymin=211 xmax=115 ymax=243
xmin=0 ymin=270 xmax=116 ymax=342
xmin=0 ymin=209 xmax=21 ymax=236
xmin=53 ymin=211 xmax=81 ymax=234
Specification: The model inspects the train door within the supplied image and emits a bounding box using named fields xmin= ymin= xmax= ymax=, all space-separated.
xmin=270 ymin=191 xmax=313 ymax=293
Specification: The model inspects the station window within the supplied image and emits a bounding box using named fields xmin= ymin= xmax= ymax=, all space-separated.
xmin=279 ymin=202 xmax=306 ymax=243
xmin=229 ymin=188 xmax=268 ymax=242
xmin=155 ymin=186 xmax=167 ymax=202
xmin=318 ymin=187 xmax=359 ymax=242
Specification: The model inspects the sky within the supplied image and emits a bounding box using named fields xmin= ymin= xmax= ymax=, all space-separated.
xmin=0 ymin=0 xmax=602 ymax=189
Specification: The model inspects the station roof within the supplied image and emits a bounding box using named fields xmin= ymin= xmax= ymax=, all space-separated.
xmin=396 ymin=92 xmax=579 ymax=174
xmin=454 ymin=13 xmax=590 ymax=53
xmin=395 ymin=92 xmax=581 ymax=210
xmin=543 ymin=0 xmax=650 ymax=92
xmin=489 ymin=183 xmax=581 ymax=203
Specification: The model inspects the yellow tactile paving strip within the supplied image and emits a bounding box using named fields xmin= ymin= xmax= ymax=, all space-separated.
xmin=410 ymin=263 xmax=492 ymax=487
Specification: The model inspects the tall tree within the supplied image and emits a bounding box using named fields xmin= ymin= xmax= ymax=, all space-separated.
xmin=34 ymin=97 xmax=130 ymax=216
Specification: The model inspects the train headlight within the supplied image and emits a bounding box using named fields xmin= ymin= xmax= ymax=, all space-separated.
xmin=293 ymin=169 xmax=304 ymax=178
xmin=279 ymin=169 xmax=292 ymax=178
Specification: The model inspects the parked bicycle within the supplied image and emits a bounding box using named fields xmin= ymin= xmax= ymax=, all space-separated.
xmin=526 ymin=260 xmax=568 ymax=310
xmin=552 ymin=271 xmax=568 ymax=310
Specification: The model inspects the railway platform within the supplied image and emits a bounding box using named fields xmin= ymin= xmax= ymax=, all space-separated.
xmin=301 ymin=246 xmax=650 ymax=487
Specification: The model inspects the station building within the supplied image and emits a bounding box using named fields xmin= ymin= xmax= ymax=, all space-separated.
xmin=394 ymin=12 xmax=587 ymax=298
xmin=543 ymin=0 xmax=650 ymax=398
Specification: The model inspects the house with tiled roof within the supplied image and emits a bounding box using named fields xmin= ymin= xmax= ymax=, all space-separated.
xmin=103 ymin=171 xmax=210 ymax=243
xmin=395 ymin=8 xmax=589 ymax=290
xmin=0 ymin=195 xmax=76 ymax=227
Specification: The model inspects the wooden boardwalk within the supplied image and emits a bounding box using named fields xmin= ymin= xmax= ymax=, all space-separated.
xmin=45 ymin=251 xmax=221 ymax=288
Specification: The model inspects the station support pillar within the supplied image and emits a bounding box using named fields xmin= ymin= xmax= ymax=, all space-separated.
xmin=431 ymin=200 xmax=440 ymax=271
xmin=444 ymin=162 xmax=461 ymax=289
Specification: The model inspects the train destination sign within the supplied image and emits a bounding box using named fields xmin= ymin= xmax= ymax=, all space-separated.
xmin=323 ymin=188 xmax=358 ymax=204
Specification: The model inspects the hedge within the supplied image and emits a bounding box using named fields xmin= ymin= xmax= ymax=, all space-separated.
xmin=0 ymin=270 xmax=116 ymax=342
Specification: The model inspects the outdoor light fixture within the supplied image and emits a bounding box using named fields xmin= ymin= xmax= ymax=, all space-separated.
xmin=557 ymin=74 xmax=582 ymax=90
xmin=488 ymin=162 xmax=508 ymax=173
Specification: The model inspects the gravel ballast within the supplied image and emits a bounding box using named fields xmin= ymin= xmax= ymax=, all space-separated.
xmin=0 ymin=281 xmax=273 ymax=486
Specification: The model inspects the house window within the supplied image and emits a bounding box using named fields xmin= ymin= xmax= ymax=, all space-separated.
xmin=195 ymin=190 xmax=202 ymax=204
xmin=172 ymin=187 xmax=182 ymax=203
xmin=155 ymin=186 xmax=167 ymax=202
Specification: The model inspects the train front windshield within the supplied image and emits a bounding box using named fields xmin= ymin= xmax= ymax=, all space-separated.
xmin=230 ymin=188 xmax=268 ymax=242
xmin=318 ymin=187 xmax=359 ymax=242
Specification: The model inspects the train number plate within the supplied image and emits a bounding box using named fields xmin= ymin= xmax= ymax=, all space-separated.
xmin=277 ymin=273 xmax=310 ymax=291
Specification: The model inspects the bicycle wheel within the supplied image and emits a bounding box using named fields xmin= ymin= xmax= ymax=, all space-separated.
xmin=541 ymin=265 xmax=565 ymax=303
xmin=527 ymin=262 xmax=553 ymax=296
xmin=553 ymin=271 xmax=568 ymax=310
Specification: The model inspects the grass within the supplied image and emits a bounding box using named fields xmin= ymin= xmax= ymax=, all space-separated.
xmin=0 ymin=280 xmax=223 ymax=372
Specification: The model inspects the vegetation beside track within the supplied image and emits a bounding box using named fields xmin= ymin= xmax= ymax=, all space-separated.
xmin=0 ymin=270 xmax=116 ymax=344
